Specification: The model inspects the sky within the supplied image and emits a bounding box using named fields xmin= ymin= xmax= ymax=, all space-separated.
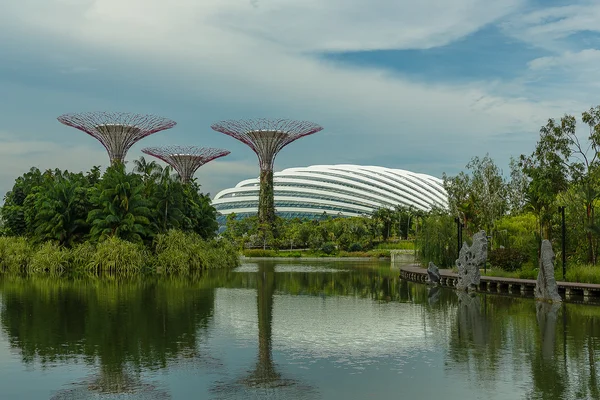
xmin=1 ymin=0 xmax=599 ymax=199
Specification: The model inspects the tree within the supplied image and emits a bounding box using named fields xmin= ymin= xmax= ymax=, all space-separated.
xmin=181 ymin=183 xmax=219 ymax=239
xmin=31 ymin=172 xmax=91 ymax=246
xmin=467 ymin=155 xmax=507 ymax=234
xmin=521 ymin=106 xmax=600 ymax=263
xmin=444 ymin=154 xmax=507 ymax=235
xmin=87 ymin=164 xmax=154 ymax=244
xmin=1 ymin=167 xmax=45 ymax=236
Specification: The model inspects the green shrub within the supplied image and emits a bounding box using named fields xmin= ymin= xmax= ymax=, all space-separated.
xmin=70 ymin=242 xmax=97 ymax=270
xmin=376 ymin=241 xmax=415 ymax=250
xmin=243 ymin=248 xmax=277 ymax=257
xmin=89 ymin=236 xmax=149 ymax=272
xmin=0 ymin=236 xmax=34 ymax=271
xmin=154 ymin=230 xmax=239 ymax=271
xmin=565 ymin=264 xmax=600 ymax=284
xmin=348 ymin=243 xmax=363 ymax=252
xmin=320 ymin=242 xmax=337 ymax=255
xmin=368 ymin=249 xmax=390 ymax=258
xmin=488 ymin=248 xmax=529 ymax=272
xmin=28 ymin=242 xmax=69 ymax=273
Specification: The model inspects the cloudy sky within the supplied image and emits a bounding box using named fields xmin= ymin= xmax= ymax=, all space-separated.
xmin=1 ymin=0 xmax=599 ymax=198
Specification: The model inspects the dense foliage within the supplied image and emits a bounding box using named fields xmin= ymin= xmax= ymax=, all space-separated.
xmin=425 ymin=104 xmax=600 ymax=273
xmin=0 ymin=158 xmax=232 ymax=271
xmin=222 ymin=206 xmax=418 ymax=255
xmin=1 ymin=158 xmax=217 ymax=245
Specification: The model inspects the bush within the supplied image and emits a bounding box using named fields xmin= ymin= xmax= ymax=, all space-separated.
xmin=488 ymin=248 xmax=529 ymax=272
xmin=0 ymin=236 xmax=34 ymax=271
xmin=70 ymin=242 xmax=97 ymax=270
xmin=243 ymin=249 xmax=277 ymax=257
xmin=376 ymin=241 xmax=415 ymax=250
xmin=348 ymin=243 xmax=363 ymax=252
xmin=154 ymin=230 xmax=239 ymax=271
xmin=28 ymin=242 xmax=69 ymax=273
xmin=565 ymin=264 xmax=600 ymax=284
xmin=320 ymin=242 xmax=337 ymax=255
xmin=89 ymin=236 xmax=149 ymax=272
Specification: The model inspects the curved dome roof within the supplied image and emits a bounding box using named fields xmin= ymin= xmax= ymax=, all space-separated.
xmin=212 ymin=164 xmax=448 ymax=219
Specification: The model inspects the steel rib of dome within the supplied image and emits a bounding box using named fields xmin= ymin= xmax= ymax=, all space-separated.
xmin=212 ymin=165 xmax=448 ymax=220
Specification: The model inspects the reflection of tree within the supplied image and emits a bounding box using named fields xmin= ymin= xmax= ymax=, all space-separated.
xmin=0 ymin=274 xmax=216 ymax=396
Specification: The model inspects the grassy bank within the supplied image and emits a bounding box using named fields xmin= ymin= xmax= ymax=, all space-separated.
xmin=0 ymin=230 xmax=239 ymax=274
xmin=242 ymin=248 xmax=392 ymax=258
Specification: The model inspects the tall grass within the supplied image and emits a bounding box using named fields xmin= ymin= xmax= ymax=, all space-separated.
xmin=153 ymin=230 xmax=239 ymax=272
xmin=28 ymin=242 xmax=69 ymax=274
xmin=0 ymin=237 xmax=34 ymax=271
xmin=565 ymin=264 xmax=600 ymax=284
xmin=0 ymin=231 xmax=239 ymax=274
xmin=89 ymin=237 xmax=149 ymax=273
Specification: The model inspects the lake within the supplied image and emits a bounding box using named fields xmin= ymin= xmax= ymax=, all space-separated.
xmin=0 ymin=260 xmax=599 ymax=399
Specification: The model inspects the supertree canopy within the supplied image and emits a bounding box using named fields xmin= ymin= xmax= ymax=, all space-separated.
xmin=57 ymin=112 xmax=177 ymax=165
xmin=141 ymin=145 xmax=231 ymax=184
xmin=211 ymin=118 xmax=323 ymax=228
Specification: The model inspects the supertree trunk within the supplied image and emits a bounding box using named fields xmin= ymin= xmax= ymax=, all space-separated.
xmin=259 ymin=169 xmax=275 ymax=227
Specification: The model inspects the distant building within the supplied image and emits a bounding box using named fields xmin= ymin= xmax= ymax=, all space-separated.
xmin=213 ymin=164 xmax=448 ymax=224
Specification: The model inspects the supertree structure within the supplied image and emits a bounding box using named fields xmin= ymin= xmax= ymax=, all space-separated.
xmin=141 ymin=145 xmax=231 ymax=184
xmin=57 ymin=112 xmax=177 ymax=165
xmin=211 ymin=118 xmax=323 ymax=228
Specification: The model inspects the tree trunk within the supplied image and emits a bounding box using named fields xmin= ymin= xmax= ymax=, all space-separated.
xmin=587 ymin=203 xmax=595 ymax=265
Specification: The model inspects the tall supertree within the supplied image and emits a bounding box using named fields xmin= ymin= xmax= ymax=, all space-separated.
xmin=211 ymin=119 xmax=323 ymax=229
xmin=57 ymin=112 xmax=177 ymax=165
xmin=141 ymin=145 xmax=231 ymax=184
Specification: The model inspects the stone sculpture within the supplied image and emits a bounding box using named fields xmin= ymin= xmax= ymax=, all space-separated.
xmin=534 ymin=240 xmax=562 ymax=302
xmin=427 ymin=261 xmax=441 ymax=284
xmin=456 ymin=230 xmax=487 ymax=291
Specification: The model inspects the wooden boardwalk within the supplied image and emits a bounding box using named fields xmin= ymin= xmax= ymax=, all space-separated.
xmin=400 ymin=265 xmax=600 ymax=300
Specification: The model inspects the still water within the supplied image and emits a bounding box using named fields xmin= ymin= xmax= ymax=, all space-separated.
xmin=0 ymin=260 xmax=599 ymax=400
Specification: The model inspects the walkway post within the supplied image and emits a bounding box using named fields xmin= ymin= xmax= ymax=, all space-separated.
xmin=559 ymin=206 xmax=566 ymax=280
xmin=455 ymin=217 xmax=461 ymax=257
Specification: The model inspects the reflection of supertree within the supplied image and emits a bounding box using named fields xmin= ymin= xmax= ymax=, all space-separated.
xmin=244 ymin=264 xmax=285 ymax=387
xmin=212 ymin=263 xmax=317 ymax=399
xmin=211 ymin=119 xmax=323 ymax=229
xmin=142 ymin=146 xmax=230 ymax=184
xmin=57 ymin=112 xmax=177 ymax=165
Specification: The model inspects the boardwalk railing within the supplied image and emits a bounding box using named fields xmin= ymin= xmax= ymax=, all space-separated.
xmin=400 ymin=265 xmax=600 ymax=301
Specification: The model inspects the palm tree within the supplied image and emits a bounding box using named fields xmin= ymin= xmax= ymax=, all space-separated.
xmin=132 ymin=156 xmax=162 ymax=184
xmin=33 ymin=174 xmax=90 ymax=246
xmin=151 ymin=166 xmax=186 ymax=232
xmin=87 ymin=164 xmax=154 ymax=243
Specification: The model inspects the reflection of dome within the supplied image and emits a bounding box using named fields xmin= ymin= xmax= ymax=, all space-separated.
xmin=212 ymin=164 xmax=447 ymax=221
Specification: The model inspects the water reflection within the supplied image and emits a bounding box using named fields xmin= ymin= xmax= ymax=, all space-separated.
xmin=0 ymin=261 xmax=599 ymax=400
xmin=0 ymin=274 xmax=215 ymax=397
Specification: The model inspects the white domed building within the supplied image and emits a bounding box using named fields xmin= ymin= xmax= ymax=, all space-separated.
xmin=212 ymin=165 xmax=447 ymax=223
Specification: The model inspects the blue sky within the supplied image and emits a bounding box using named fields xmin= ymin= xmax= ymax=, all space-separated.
xmin=1 ymin=0 xmax=599 ymax=198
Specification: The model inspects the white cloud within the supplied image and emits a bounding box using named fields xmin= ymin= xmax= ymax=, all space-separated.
xmin=4 ymin=0 xmax=522 ymax=52
xmin=502 ymin=2 xmax=600 ymax=58
xmin=0 ymin=0 xmax=596 ymax=197
xmin=528 ymin=48 xmax=600 ymax=72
